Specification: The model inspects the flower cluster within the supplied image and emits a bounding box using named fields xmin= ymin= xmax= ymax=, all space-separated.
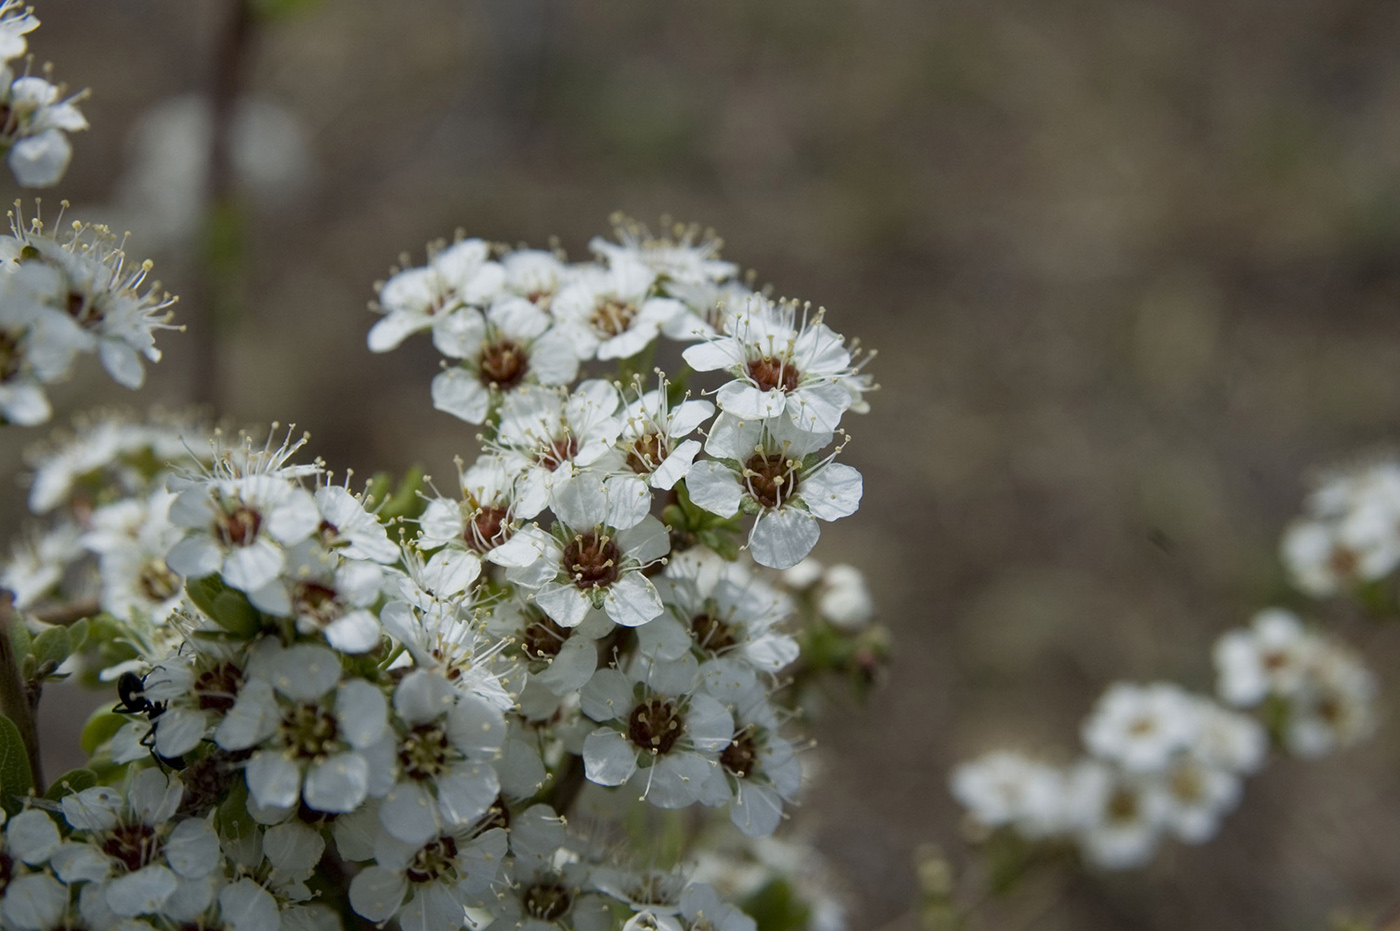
xmin=0 ymin=207 xmax=176 ymax=426
xmin=371 ymin=216 xmax=873 ymax=570
xmin=952 ymin=684 xmax=1265 ymax=869
xmin=0 ymin=0 xmax=87 ymax=188
xmin=1281 ymin=458 xmax=1400 ymax=598
xmin=0 ymin=217 xmax=884 ymax=931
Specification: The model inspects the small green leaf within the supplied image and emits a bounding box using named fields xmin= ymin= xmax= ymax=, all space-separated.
xmin=9 ymin=619 xmax=30 ymax=662
xmin=216 ymin=780 xmax=255 ymax=840
xmin=211 ymin=590 xmax=262 ymax=638
xmin=67 ymin=618 xmax=90 ymax=652
xmin=0 ymin=714 xmax=33 ymax=810
xmin=379 ymin=466 xmax=427 ymax=523
xmin=185 ymin=575 xmax=227 ymax=619
xmin=80 ymin=710 xmax=128 ymax=756
xmin=43 ymin=768 xmax=97 ymax=801
xmin=31 ymin=627 xmax=71 ymax=671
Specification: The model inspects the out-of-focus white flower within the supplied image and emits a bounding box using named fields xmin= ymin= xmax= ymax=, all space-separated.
xmin=1081 ymin=682 xmax=1200 ymax=774
xmin=1065 ymin=761 xmax=1166 ymax=870
xmin=949 ymin=751 xmax=1067 ymax=839
xmin=551 ymin=257 xmax=684 ymax=361
xmin=369 ymin=238 xmax=504 ymax=353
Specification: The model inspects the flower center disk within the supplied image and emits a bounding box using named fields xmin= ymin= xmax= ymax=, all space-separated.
xmin=744 ymin=454 xmax=799 ymax=509
xmin=479 ymin=338 xmax=528 ymax=388
xmin=564 ymin=531 xmax=622 ymax=589
xmin=628 ymin=698 xmax=684 ymax=755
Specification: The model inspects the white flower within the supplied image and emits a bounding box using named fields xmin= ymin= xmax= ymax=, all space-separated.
xmin=1213 ymin=608 xmax=1316 ymax=707
xmin=1148 ymin=755 xmax=1241 ymax=845
xmin=614 ymin=382 xmax=715 ymax=492
xmin=1081 ymin=682 xmax=1200 ymax=774
xmin=490 ymin=472 xmax=669 ymax=630
xmin=491 ymin=380 xmax=624 ymax=519
xmin=2 ymin=75 xmax=87 ymax=189
xmin=0 ymin=2 xmax=38 ymax=64
xmin=686 ymin=413 xmax=862 ymax=570
xmin=82 ymin=488 xmax=185 ymax=625
xmin=949 ymin=751 xmax=1067 ymax=840
xmin=551 ymin=257 xmax=684 ymax=361
xmin=681 ymin=295 xmax=855 ymax=434
xmin=8 ymin=128 xmax=71 ymax=188
xmin=56 ymin=770 xmax=220 ymax=921
xmin=1284 ymin=645 xmax=1378 ymax=758
xmin=500 ymin=248 xmax=570 ymax=309
xmin=166 ymin=464 xmax=321 ymax=596
xmin=485 ymin=859 xmax=614 ymax=931
xmin=694 ymin=686 xmax=802 ymax=838
xmin=590 ymin=219 xmax=738 ymax=288
xmin=348 ymin=820 xmax=508 ymax=931
xmin=430 ymin=298 xmax=579 ymax=424
xmin=418 ymin=453 xmax=521 ymax=558
xmin=579 ymin=659 xmax=732 ymax=809
xmin=0 ymin=809 xmax=67 ymax=931
xmin=1 ymin=521 xmax=82 ymax=610
xmin=214 ymin=643 xmax=393 ymax=813
xmin=814 ymin=563 xmax=873 ymax=630
xmin=1065 ymin=761 xmax=1166 ymax=870
xmin=368 ymin=238 xmax=505 ymax=352
xmin=1280 ymin=459 xmax=1400 ymax=595
xmin=377 ymin=669 xmax=505 ymax=847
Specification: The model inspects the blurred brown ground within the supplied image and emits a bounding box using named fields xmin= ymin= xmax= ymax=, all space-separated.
xmin=5 ymin=1 xmax=1400 ymax=928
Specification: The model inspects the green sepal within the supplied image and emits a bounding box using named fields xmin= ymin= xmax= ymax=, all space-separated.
xmin=187 ymin=575 xmax=263 ymax=638
xmin=0 ymin=714 xmax=33 ymax=812
xmin=43 ymin=768 xmax=97 ymax=801
xmin=31 ymin=626 xmax=71 ymax=671
xmin=80 ymin=710 xmax=129 ymax=756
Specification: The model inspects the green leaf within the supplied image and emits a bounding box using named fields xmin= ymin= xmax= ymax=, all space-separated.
xmin=216 ymin=780 xmax=256 ymax=840
xmin=80 ymin=710 xmax=128 ymax=756
xmin=0 ymin=714 xmax=33 ymax=810
xmin=379 ymin=466 xmax=427 ymax=523
xmin=742 ymin=878 xmax=811 ymax=931
xmin=210 ymin=590 xmax=262 ymax=638
xmin=30 ymin=626 xmax=71 ymax=671
xmin=43 ymin=768 xmax=97 ymax=801
xmin=67 ymin=617 xmax=90 ymax=652
xmin=9 ymin=618 xmax=30 ymax=663
xmin=185 ymin=575 xmax=226 ymax=619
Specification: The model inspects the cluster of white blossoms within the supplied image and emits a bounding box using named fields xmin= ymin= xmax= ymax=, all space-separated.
xmin=0 ymin=219 xmax=884 ymax=931
xmin=1280 ymin=459 xmax=1400 ymax=598
xmin=952 ymin=683 xmax=1265 ymax=870
xmin=0 ymin=1 xmax=87 ymax=188
xmin=0 ymin=206 xmax=176 ymax=426
xmin=952 ymin=473 xmax=1384 ymax=874
xmin=371 ymin=217 xmax=872 ymax=571
xmin=1214 ymin=608 xmax=1377 ymax=758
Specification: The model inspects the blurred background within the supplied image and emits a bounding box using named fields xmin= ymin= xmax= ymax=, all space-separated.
xmin=5 ymin=0 xmax=1400 ymax=927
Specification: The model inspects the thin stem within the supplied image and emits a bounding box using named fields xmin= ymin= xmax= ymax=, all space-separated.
xmin=0 ymin=593 xmax=43 ymax=792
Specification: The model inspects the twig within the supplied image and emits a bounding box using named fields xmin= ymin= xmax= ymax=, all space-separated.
xmin=0 ymin=593 xmax=43 ymax=793
xmin=30 ymin=597 xmax=101 ymax=626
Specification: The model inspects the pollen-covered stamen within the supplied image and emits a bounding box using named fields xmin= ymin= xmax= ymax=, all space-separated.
xmin=563 ymin=531 xmax=621 ymax=589
xmin=747 ymin=355 xmax=799 ymax=393
xmin=478 ymin=338 xmax=528 ymax=389
xmin=691 ymin=612 xmax=737 ymax=652
xmin=400 ymin=724 xmax=453 ymax=780
xmin=102 ymin=824 xmax=159 ymax=873
xmin=194 ymin=662 xmax=244 ymax=713
xmin=464 ymin=505 xmax=511 ymax=553
xmin=293 ymin=581 xmax=341 ymax=628
xmin=627 ymin=431 xmax=668 ymax=475
xmin=628 ymin=698 xmax=684 ymax=755
xmin=215 ymin=504 xmax=262 ymax=547
xmin=535 ymin=436 xmax=580 ymax=473
xmin=525 ymin=882 xmax=574 ymax=921
xmin=316 ymin=519 xmax=341 ymax=549
xmin=281 ymin=702 xmax=340 ymax=761
xmin=721 ymin=727 xmax=759 ymax=778
xmin=405 ymin=835 xmax=459 ymax=884
xmin=590 ymin=297 xmax=637 ymax=338
xmin=138 ymin=558 xmax=180 ymax=602
xmin=482 ymin=795 xmax=511 ymax=831
xmin=743 ymin=453 xmax=800 ymax=509
xmin=522 ymin=616 xmax=569 ymax=660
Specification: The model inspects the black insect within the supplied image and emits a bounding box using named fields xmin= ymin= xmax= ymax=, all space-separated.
xmin=112 ymin=671 xmax=186 ymax=770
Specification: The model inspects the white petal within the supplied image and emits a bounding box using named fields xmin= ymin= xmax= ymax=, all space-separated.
xmin=749 ymin=509 xmax=820 ymax=569
xmin=603 ymin=573 xmax=664 ymax=628
xmin=2 ymin=873 xmax=66 ymax=929
xmin=222 ymin=538 xmax=284 ymax=592
xmin=336 ymin=679 xmax=389 ymax=748
xmin=6 ymin=810 xmax=59 ymax=864
xmin=618 ymin=516 xmax=670 ymax=564
xmin=106 ymin=864 xmax=178 ymax=917
xmin=580 ymin=668 xmax=634 ymax=722
xmin=219 ymin=879 xmax=281 ymax=931
xmin=246 ymin=752 xmax=303 ymax=810
xmin=263 ymin=820 xmax=326 ymax=875
xmin=787 ymin=381 xmax=851 ymax=434
xmin=303 ymin=753 xmax=370 ymax=813
xmin=325 ymin=609 xmax=383 ymax=653
xmin=60 ymin=786 xmax=122 ymax=832
xmin=270 ymin=644 xmax=342 ymax=701
xmin=800 ymin=462 xmax=863 ymax=521
xmin=379 ymin=780 xmax=439 ymax=846
xmin=732 ymin=781 xmax=784 ymax=837
xmin=395 ymin=669 xmax=456 ymax=725
xmin=715 ymin=382 xmax=785 ymax=420
xmin=164 ymin=818 xmax=221 ymax=878
xmin=641 ymin=753 xmax=713 ymax=809
xmin=165 ymin=535 xmax=222 ymax=579
xmin=535 ymin=581 xmax=593 ymax=628
xmin=684 ymin=462 xmax=743 ymax=518
xmin=551 ymin=472 xmax=610 ymax=530
xmin=99 ymin=340 xmax=146 ymax=389
xmin=583 ymin=728 xmax=638 ymax=786
xmin=431 ymin=367 xmax=492 ymax=424
xmin=446 ymin=693 xmax=506 ymax=757
xmin=349 ymin=866 xmax=408 ymax=923
xmin=435 ymin=763 xmax=499 ymax=826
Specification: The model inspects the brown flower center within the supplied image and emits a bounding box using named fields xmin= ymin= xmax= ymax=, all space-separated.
xmin=721 ymin=727 xmax=760 ymax=778
xmin=522 ymin=616 xmax=569 ymax=660
xmin=138 ymin=559 xmax=180 ymax=602
xmin=747 ymin=356 xmax=799 ymax=393
xmin=400 ymin=724 xmax=452 ymax=780
xmin=743 ymin=454 xmax=800 ymax=509
xmin=628 ymin=698 xmax=684 ymax=755
xmin=691 ymin=612 xmax=737 ymax=652
xmin=215 ymin=505 xmax=262 ymax=547
xmin=195 ymin=662 xmax=244 ymax=713
xmin=563 ymin=532 xmax=622 ymax=589
xmin=627 ymin=432 xmax=668 ymax=475
xmin=293 ymin=581 xmax=341 ymax=628
xmin=281 ymin=702 xmax=340 ymax=761
xmin=591 ymin=297 xmax=637 ymax=338
xmin=465 ymin=505 xmax=511 ymax=553
xmin=479 ymin=339 xmax=528 ymax=389
xmin=536 ymin=436 xmax=579 ymax=472
xmin=525 ymin=882 xmax=574 ymax=921
xmin=406 ymin=835 xmax=458 ymax=884
xmin=102 ymin=824 xmax=159 ymax=873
